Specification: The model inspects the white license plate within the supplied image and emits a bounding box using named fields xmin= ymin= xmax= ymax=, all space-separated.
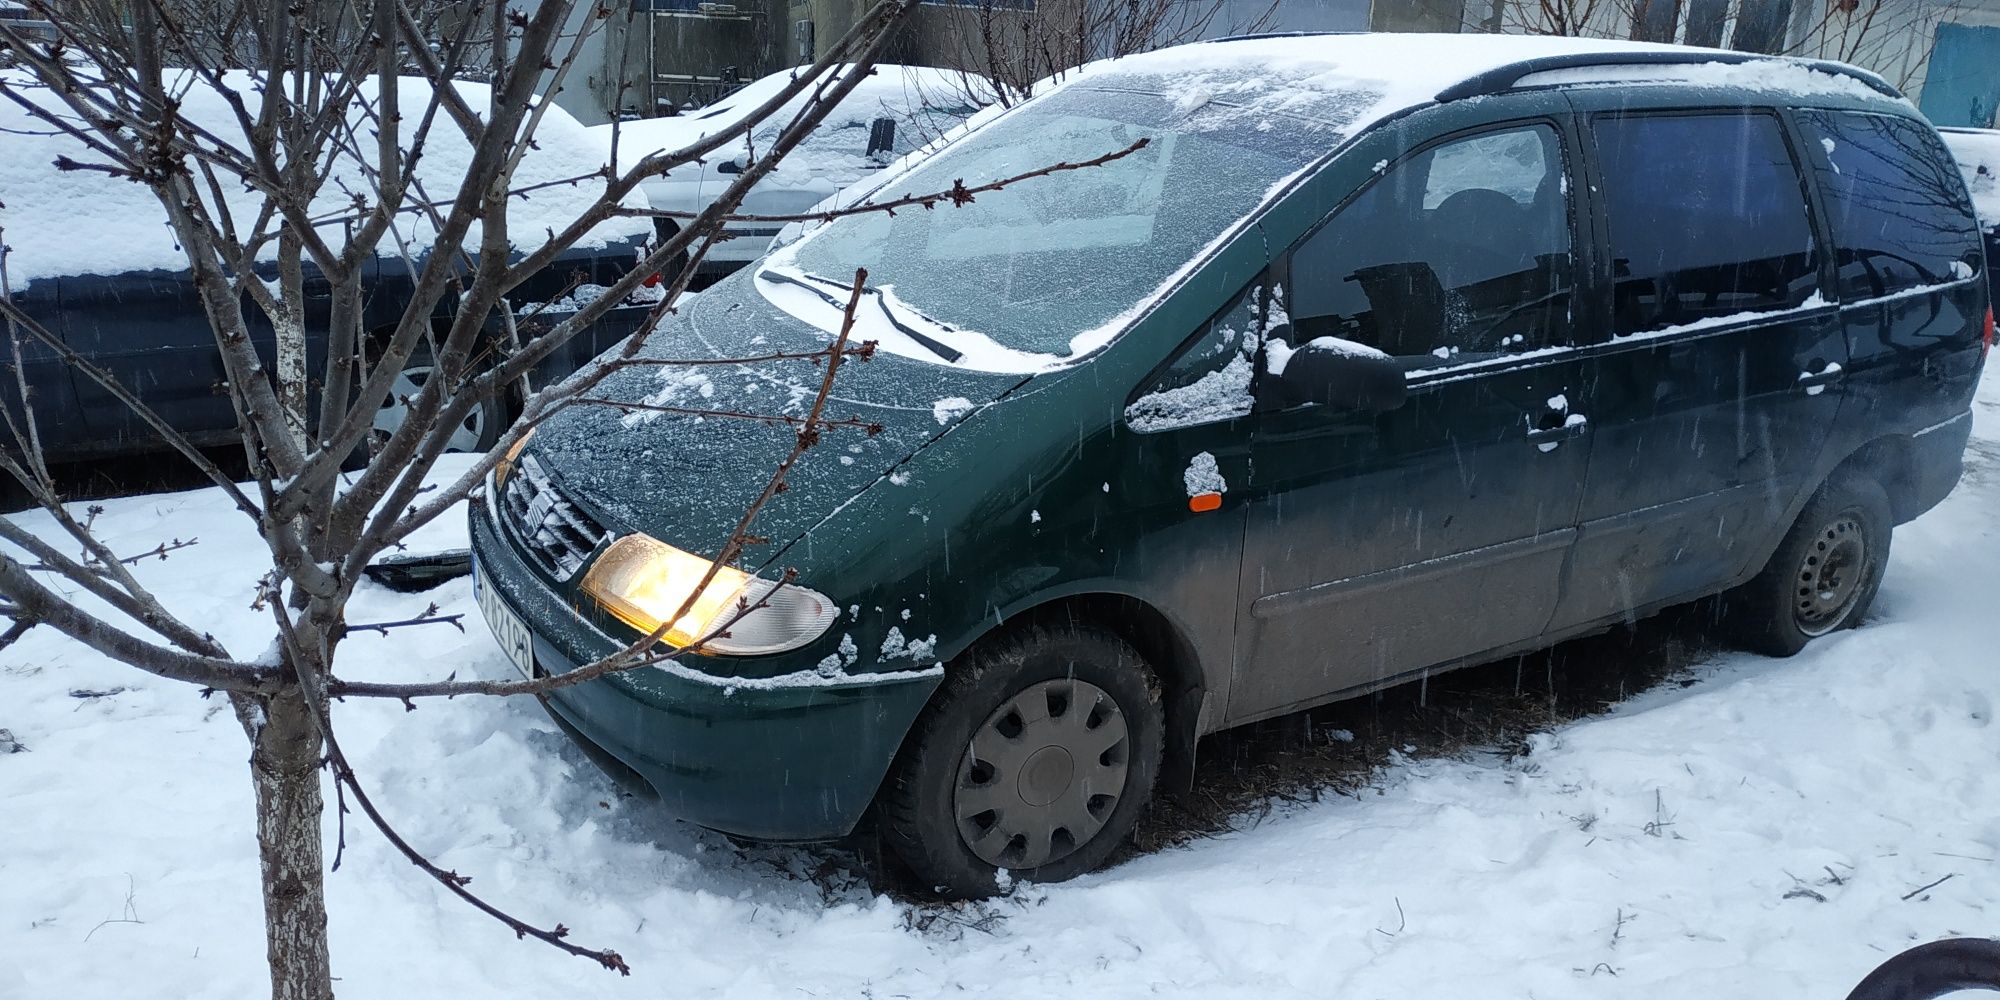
xmin=473 ymin=561 xmax=535 ymax=679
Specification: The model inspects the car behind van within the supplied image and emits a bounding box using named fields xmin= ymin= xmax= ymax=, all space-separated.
xmin=471 ymin=35 xmax=1991 ymax=896
xmin=1940 ymin=126 xmax=2000 ymax=308
xmin=592 ymin=65 xmax=980 ymax=279
xmin=0 ymin=71 xmax=652 ymax=461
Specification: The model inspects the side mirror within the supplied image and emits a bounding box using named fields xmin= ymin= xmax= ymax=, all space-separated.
xmin=865 ymin=117 xmax=896 ymax=160
xmin=1275 ymin=336 xmax=1407 ymax=412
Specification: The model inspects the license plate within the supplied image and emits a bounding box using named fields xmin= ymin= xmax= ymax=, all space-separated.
xmin=473 ymin=560 xmax=535 ymax=679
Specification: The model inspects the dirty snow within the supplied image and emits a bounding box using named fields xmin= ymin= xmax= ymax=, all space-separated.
xmin=1125 ymin=354 xmax=1255 ymax=432
xmin=2 ymin=376 xmax=1999 ymax=1000
xmin=1182 ymin=451 xmax=1227 ymax=497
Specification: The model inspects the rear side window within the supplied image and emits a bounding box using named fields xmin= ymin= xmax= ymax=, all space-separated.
xmin=1593 ymin=113 xmax=1821 ymax=336
xmin=1794 ymin=110 xmax=1983 ymax=300
xmin=1288 ymin=122 xmax=1574 ymax=367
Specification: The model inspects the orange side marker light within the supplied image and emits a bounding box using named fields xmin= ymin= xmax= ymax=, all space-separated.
xmin=1189 ymin=492 xmax=1223 ymax=513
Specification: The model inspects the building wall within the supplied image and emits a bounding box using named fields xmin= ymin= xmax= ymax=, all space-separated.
xmin=574 ymin=0 xmax=2000 ymax=127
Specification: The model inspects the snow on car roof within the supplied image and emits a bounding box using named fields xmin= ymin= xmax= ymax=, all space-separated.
xmin=1068 ymin=32 xmax=1898 ymax=122
xmin=593 ymin=64 xmax=983 ymax=163
xmin=0 ymin=70 xmax=649 ymax=285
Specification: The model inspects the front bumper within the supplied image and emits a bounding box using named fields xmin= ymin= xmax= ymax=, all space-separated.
xmin=469 ymin=496 xmax=941 ymax=842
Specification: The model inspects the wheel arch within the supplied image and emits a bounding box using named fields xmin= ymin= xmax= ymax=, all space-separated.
xmin=1828 ymin=432 xmax=1921 ymax=522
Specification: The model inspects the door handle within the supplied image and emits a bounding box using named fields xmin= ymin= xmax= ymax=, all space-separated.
xmin=1526 ymin=413 xmax=1589 ymax=452
xmin=1797 ymin=361 xmax=1844 ymax=395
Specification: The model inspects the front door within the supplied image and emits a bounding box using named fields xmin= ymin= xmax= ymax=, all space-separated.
xmin=1230 ymin=121 xmax=1591 ymax=723
xmin=1555 ymin=110 xmax=1846 ymax=630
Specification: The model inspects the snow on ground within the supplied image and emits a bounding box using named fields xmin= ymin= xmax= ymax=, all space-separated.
xmin=4 ymin=375 xmax=2000 ymax=1000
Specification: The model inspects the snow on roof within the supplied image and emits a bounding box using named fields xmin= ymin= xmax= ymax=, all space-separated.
xmin=1940 ymin=128 xmax=2000 ymax=233
xmin=0 ymin=70 xmax=649 ymax=285
xmin=1068 ymin=33 xmax=1896 ymax=125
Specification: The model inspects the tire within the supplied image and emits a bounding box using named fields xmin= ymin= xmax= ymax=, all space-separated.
xmin=879 ymin=625 xmax=1164 ymax=898
xmin=1725 ymin=470 xmax=1892 ymax=657
xmin=369 ymin=344 xmax=504 ymax=453
xmin=652 ymin=219 xmax=693 ymax=289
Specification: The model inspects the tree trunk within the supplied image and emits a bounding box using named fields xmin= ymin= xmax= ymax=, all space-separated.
xmin=249 ymin=684 xmax=333 ymax=1000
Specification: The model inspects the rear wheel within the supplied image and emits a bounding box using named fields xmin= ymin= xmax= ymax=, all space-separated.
xmin=879 ymin=625 xmax=1163 ymax=898
xmin=1726 ymin=471 xmax=1892 ymax=656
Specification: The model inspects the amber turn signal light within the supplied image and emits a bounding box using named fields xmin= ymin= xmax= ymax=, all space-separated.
xmin=1189 ymin=492 xmax=1222 ymax=513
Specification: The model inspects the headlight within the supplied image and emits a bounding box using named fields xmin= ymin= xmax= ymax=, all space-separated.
xmin=493 ymin=429 xmax=535 ymax=491
xmin=579 ymin=533 xmax=837 ymax=655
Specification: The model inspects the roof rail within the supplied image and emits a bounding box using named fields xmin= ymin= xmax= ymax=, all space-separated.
xmin=1433 ymin=50 xmax=1901 ymax=103
xmin=1194 ymin=31 xmax=1366 ymax=44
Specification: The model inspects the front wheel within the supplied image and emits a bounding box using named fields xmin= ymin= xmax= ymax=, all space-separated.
xmin=1726 ymin=471 xmax=1892 ymax=657
xmin=879 ymin=625 xmax=1164 ymax=898
xmin=370 ymin=345 xmax=504 ymax=453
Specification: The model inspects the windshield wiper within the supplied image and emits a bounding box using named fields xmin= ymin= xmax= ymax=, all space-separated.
xmin=759 ymin=268 xmax=965 ymax=364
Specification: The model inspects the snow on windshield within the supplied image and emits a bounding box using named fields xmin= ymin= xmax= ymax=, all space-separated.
xmin=0 ymin=70 xmax=648 ymax=285
xmin=770 ymin=75 xmax=1369 ymax=373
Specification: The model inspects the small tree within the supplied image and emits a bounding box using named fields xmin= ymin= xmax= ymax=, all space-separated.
xmin=0 ymin=0 xmax=1134 ymax=994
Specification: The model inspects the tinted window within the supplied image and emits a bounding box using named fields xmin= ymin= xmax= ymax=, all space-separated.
xmin=1594 ymin=113 xmax=1821 ymax=336
xmin=1288 ymin=124 xmax=1574 ymax=367
xmin=1795 ymin=110 xmax=1983 ymax=300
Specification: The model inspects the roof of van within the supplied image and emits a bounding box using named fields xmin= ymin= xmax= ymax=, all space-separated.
xmin=1070 ymin=32 xmax=1905 ymax=129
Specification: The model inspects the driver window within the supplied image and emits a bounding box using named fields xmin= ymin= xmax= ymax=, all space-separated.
xmin=1285 ymin=124 xmax=1574 ymax=370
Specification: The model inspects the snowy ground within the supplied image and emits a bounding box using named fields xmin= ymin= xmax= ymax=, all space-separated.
xmin=4 ymin=373 xmax=1998 ymax=1000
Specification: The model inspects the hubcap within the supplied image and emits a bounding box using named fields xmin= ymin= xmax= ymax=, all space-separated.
xmin=1795 ymin=511 xmax=1868 ymax=637
xmin=371 ymin=364 xmax=487 ymax=452
xmin=955 ymin=678 xmax=1130 ymax=871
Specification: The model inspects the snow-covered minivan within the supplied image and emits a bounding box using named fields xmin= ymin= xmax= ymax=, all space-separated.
xmin=594 ymin=65 xmax=978 ymax=279
xmin=472 ymin=36 xmax=1991 ymax=896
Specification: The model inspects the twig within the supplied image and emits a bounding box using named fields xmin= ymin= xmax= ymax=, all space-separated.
xmin=82 ymin=874 xmax=141 ymax=942
xmin=574 ymin=397 xmax=886 ymax=435
xmin=0 ymin=618 xmax=33 ymax=653
xmin=1901 ymin=873 xmax=1957 ymax=901
xmin=620 ymin=138 xmax=1150 ymax=226
xmin=339 ymin=604 xmax=466 ymax=639
xmin=27 ymin=537 xmax=200 ymax=574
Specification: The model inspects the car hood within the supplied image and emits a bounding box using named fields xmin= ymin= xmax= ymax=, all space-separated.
xmin=527 ymin=271 xmax=1031 ymax=565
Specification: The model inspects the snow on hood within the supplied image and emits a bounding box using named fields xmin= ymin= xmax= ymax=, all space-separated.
xmin=528 ymin=265 xmax=1025 ymax=557
xmin=0 ymin=69 xmax=649 ymax=285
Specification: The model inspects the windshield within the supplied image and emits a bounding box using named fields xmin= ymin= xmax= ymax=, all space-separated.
xmin=778 ymin=80 xmax=1364 ymax=368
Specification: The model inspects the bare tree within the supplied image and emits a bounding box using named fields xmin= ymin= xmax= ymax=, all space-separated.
xmin=1783 ymin=0 xmax=1970 ymax=92
xmin=1473 ymin=0 xmax=1972 ymax=87
xmin=929 ymin=0 xmax=1277 ymax=109
xmin=0 ymin=0 xmax=1038 ymax=995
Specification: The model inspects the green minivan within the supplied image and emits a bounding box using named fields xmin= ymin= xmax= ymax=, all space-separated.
xmin=471 ymin=34 xmax=1990 ymax=895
